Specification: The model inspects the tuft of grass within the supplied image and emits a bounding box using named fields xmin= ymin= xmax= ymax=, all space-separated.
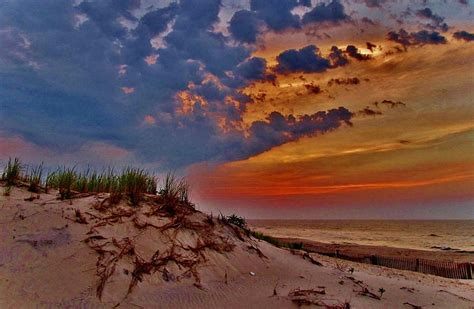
xmin=250 ymin=231 xmax=283 ymax=247
xmin=109 ymin=176 xmax=123 ymax=205
xmin=3 ymin=185 xmax=12 ymax=196
xmin=56 ymin=167 xmax=77 ymax=200
xmin=226 ymin=214 xmax=247 ymax=229
xmin=2 ymin=157 xmax=22 ymax=186
xmin=120 ymin=167 xmax=156 ymax=206
xmin=159 ymin=172 xmax=190 ymax=205
xmin=26 ymin=163 xmax=44 ymax=193
xmin=250 ymin=230 xmax=304 ymax=250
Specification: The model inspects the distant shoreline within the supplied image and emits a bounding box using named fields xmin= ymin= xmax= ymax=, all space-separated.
xmin=275 ymin=237 xmax=474 ymax=264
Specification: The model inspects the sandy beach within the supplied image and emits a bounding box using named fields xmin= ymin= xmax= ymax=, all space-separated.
xmin=1 ymin=184 xmax=473 ymax=308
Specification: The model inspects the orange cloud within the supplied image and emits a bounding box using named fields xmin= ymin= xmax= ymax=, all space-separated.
xmin=175 ymin=91 xmax=207 ymax=115
xmin=144 ymin=54 xmax=158 ymax=65
xmin=144 ymin=115 xmax=156 ymax=125
xmin=121 ymin=86 xmax=135 ymax=94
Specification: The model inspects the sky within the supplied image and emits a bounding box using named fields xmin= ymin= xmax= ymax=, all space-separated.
xmin=1 ymin=0 xmax=473 ymax=219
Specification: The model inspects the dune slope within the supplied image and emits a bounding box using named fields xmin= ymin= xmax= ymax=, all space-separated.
xmin=0 ymin=185 xmax=473 ymax=308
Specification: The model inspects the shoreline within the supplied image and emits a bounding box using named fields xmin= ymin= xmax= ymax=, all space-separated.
xmin=276 ymin=237 xmax=474 ymax=263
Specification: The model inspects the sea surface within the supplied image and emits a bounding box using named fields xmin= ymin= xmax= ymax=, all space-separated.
xmin=248 ymin=220 xmax=474 ymax=252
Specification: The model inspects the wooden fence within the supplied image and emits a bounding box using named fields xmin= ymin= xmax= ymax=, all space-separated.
xmin=311 ymin=249 xmax=473 ymax=280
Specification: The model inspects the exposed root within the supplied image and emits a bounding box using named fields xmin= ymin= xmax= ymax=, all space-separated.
xmin=84 ymin=235 xmax=135 ymax=299
xmin=81 ymin=197 xmax=261 ymax=301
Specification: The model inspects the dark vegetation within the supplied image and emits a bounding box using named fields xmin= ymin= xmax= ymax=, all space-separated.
xmin=221 ymin=213 xmax=304 ymax=250
xmin=0 ymin=157 xmax=189 ymax=207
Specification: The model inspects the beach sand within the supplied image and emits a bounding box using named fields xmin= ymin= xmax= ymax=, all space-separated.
xmin=1 ymin=185 xmax=473 ymax=308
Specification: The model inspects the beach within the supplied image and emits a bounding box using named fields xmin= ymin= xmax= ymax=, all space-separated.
xmin=1 ymin=184 xmax=473 ymax=308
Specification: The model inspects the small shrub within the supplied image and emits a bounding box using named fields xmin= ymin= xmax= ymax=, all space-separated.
xmin=226 ymin=214 xmax=247 ymax=229
xmin=2 ymin=157 xmax=22 ymax=185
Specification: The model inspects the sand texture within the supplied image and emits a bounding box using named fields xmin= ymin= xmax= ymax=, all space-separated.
xmin=1 ymin=185 xmax=473 ymax=308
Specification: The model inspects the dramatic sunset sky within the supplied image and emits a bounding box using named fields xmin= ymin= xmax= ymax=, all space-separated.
xmin=1 ymin=0 xmax=473 ymax=218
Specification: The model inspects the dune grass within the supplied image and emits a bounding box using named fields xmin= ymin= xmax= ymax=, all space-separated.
xmin=219 ymin=212 xmax=304 ymax=250
xmin=160 ymin=172 xmax=190 ymax=203
xmin=250 ymin=230 xmax=304 ymax=250
xmin=25 ymin=163 xmax=44 ymax=193
xmin=1 ymin=158 xmax=188 ymax=207
xmin=1 ymin=157 xmax=22 ymax=186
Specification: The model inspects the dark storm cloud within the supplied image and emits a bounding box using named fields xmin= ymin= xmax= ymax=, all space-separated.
xmin=302 ymin=0 xmax=349 ymax=25
xmin=0 ymin=0 xmax=360 ymax=168
xmin=228 ymin=10 xmax=262 ymax=43
xmin=250 ymin=0 xmax=300 ymax=31
xmin=453 ymin=30 xmax=474 ymax=41
xmin=234 ymin=57 xmax=275 ymax=83
xmin=328 ymin=46 xmax=349 ymax=67
xmin=345 ymin=45 xmax=371 ymax=61
xmin=387 ymin=29 xmax=447 ymax=49
xmin=228 ymin=0 xmax=304 ymax=43
xmin=275 ymin=45 xmax=331 ymax=74
xmin=77 ymin=0 xmax=140 ymax=39
xmin=242 ymin=107 xmax=353 ymax=159
xmin=228 ymin=0 xmax=351 ymax=43
xmin=415 ymin=8 xmax=448 ymax=32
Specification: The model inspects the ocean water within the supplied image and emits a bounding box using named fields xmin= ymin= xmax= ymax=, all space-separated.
xmin=248 ymin=220 xmax=474 ymax=252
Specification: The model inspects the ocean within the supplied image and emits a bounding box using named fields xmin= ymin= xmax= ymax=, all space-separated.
xmin=248 ymin=220 xmax=474 ymax=252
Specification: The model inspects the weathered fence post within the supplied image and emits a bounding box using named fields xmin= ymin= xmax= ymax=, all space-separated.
xmin=467 ymin=263 xmax=473 ymax=280
xmin=415 ymin=258 xmax=420 ymax=272
xmin=370 ymin=255 xmax=377 ymax=265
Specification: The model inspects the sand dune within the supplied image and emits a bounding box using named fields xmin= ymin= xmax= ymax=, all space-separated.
xmin=1 ymin=185 xmax=473 ymax=308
